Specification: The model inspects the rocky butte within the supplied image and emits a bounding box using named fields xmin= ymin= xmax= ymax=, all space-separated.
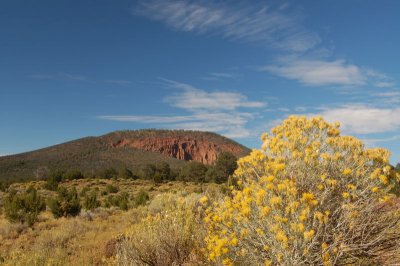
xmin=109 ymin=130 xmax=250 ymax=165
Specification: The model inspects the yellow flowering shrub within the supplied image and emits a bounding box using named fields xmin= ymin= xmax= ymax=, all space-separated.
xmin=205 ymin=116 xmax=400 ymax=265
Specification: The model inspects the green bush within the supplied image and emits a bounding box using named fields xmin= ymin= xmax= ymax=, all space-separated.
xmin=155 ymin=162 xmax=172 ymax=182
xmin=206 ymin=152 xmax=238 ymax=183
xmin=3 ymin=187 xmax=45 ymax=226
xmin=119 ymin=167 xmax=136 ymax=179
xmin=62 ymin=170 xmax=84 ymax=181
xmin=142 ymin=164 xmax=157 ymax=180
xmin=105 ymin=192 xmax=129 ymax=210
xmin=179 ymin=161 xmax=208 ymax=182
xmin=83 ymin=191 xmax=101 ymax=210
xmin=100 ymin=168 xmax=118 ymax=179
xmin=43 ymin=170 xmax=66 ymax=191
xmin=48 ymin=187 xmax=81 ymax=218
xmin=0 ymin=181 xmax=10 ymax=192
xmin=132 ymin=189 xmax=150 ymax=207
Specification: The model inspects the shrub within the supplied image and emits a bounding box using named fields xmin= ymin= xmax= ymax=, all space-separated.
xmin=83 ymin=191 xmax=101 ymax=210
xmin=141 ymin=163 xmax=174 ymax=182
xmin=156 ymin=162 xmax=172 ymax=182
xmin=105 ymin=192 xmax=129 ymax=210
xmin=62 ymin=170 xmax=84 ymax=181
xmin=48 ymin=187 xmax=81 ymax=218
xmin=3 ymin=187 xmax=45 ymax=226
xmin=100 ymin=167 xmax=118 ymax=179
xmin=179 ymin=161 xmax=208 ymax=182
xmin=119 ymin=167 xmax=134 ymax=179
xmin=116 ymin=193 xmax=206 ymax=265
xmin=0 ymin=181 xmax=10 ymax=192
xmin=204 ymin=116 xmax=400 ymax=265
xmin=141 ymin=164 xmax=157 ymax=180
xmin=43 ymin=171 xmax=64 ymax=191
xmin=105 ymin=184 xmax=119 ymax=194
xmin=214 ymin=152 xmax=238 ymax=183
xmin=132 ymin=189 xmax=149 ymax=207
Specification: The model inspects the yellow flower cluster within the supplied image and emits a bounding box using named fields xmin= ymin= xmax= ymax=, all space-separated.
xmin=204 ymin=116 xmax=398 ymax=265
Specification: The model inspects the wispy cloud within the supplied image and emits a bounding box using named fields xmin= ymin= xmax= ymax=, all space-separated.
xmin=202 ymin=72 xmax=240 ymax=81
xmin=262 ymin=59 xmax=366 ymax=86
xmin=375 ymin=82 xmax=396 ymax=88
xmin=362 ymin=135 xmax=400 ymax=146
xmin=134 ymin=0 xmax=395 ymax=91
xmin=209 ymin=73 xmax=236 ymax=79
xmin=135 ymin=0 xmax=320 ymax=52
xmin=373 ymin=91 xmax=400 ymax=104
xmin=59 ymin=72 xmax=86 ymax=81
xmin=29 ymin=73 xmax=134 ymax=87
xmin=163 ymin=79 xmax=265 ymax=111
xmin=98 ymin=79 xmax=266 ymax=138
xmin=104 ymin=80 xmax=133 ymax=86
xmin=262 ymin=57 xmax=398 ymax=88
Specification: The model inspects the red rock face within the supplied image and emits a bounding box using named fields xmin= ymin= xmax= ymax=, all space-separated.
xmin=111 ymin=136 xmax=245 ymax=165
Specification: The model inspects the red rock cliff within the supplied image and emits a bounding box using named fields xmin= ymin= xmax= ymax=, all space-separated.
xmin=111 ymin=136 xmax=246 ymax=165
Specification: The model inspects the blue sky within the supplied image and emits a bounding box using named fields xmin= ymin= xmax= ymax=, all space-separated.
xmin=1 ymin=0 xmax=400 ymax=164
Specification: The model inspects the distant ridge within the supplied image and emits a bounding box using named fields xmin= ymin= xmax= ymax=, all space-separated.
xmin=0 ymin=129 xmax=250 ymax=181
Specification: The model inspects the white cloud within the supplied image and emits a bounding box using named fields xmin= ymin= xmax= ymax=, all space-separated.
xmin=311 ymin=105 xmax=400 ymax=134
xmin=135 ymin=0 xmax=320 ymax=52
xmin=98 ymin=79 xmax=265 ymax=138
xmin=263 ymin=59 xmax=366 ymax=86
xmin=164 ymin=80 xmax=265 ymax=111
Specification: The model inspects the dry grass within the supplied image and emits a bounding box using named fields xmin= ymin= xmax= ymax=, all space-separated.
xmin=0 ymin=179 xmax=222 ymax=265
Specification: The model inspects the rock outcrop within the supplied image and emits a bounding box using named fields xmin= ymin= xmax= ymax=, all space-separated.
xmin=111 ymin=135 xmax=247 ymax=165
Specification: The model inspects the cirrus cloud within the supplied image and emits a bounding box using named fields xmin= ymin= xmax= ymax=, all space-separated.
xmin=135 ymin=0 xmax=320 ymax=52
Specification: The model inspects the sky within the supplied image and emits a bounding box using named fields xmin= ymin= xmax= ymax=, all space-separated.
xmin=0 ymin=0 xmax=399 ymax=164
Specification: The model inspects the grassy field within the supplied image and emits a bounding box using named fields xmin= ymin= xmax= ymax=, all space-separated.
xmin=0 ymin=178 xmax=223 ymax=265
